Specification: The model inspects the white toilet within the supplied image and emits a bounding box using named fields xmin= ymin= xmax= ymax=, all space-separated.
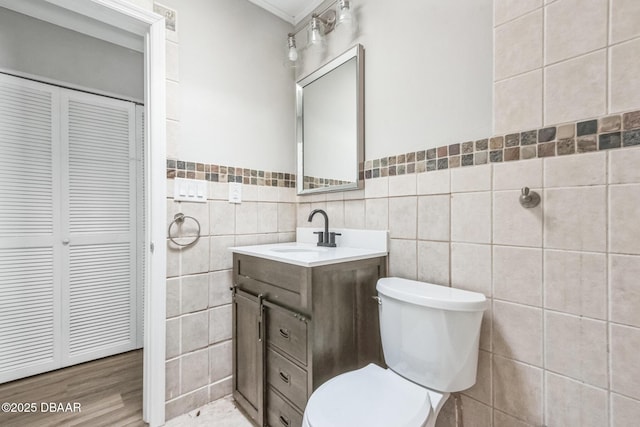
xmin=302 ymin=277 xmax=487 ymax=427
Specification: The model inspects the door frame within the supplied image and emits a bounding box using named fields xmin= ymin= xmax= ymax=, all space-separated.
xmin=0 ymin=1 xmax=168 ymax=425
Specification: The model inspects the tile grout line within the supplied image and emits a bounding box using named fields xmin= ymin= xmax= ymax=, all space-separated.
xmin=541 ymin=156 xmax=547 ymax=427
xmin=605 ymin=148 xmax=613 ymax=426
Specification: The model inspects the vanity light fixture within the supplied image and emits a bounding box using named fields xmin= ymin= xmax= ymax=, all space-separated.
xmin=287 ymin=1 xmax=356 ymax=66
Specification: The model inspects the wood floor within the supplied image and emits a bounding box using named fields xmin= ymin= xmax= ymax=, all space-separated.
xmin=0 ymin=350 xmax=146 ymax=427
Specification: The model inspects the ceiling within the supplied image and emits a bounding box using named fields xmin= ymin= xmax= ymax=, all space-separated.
xmin=247 ymin=0 xmax=326 ymax=25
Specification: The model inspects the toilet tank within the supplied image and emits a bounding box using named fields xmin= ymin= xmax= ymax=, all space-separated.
xmin=377 ymin=278 xmax=487 ymax=392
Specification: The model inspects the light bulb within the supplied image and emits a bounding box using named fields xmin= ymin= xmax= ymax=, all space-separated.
xmin=308 ymin=15 xmax=325 ymax=46
xmin=336 ymin=0 xmax=353 ymax=26
xmin=285 ymin=33 xmax=298 ymax=68
xmin=288 ymin=46 xmax=298 ymax=61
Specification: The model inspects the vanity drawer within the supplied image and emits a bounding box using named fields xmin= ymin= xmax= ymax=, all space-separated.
xmin=266 ymin=348 xmax=308 ymax=411
xmin=267 ymin=387 xmax=303 ymax=427
xmin=265 ymin=303 xmax=308 ymax=365
xmin=236 ymin=254 xmax=308 ymax=294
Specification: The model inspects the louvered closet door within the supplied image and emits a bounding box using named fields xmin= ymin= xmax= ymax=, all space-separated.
xmin=0 ymin=74 xmax=62 ymax=383
xmin=60 ymin=90 xmax=138 ymax=366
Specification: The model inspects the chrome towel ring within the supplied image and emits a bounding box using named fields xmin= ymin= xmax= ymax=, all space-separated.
xmin=168 ymin=213 xmax=201 ymax=247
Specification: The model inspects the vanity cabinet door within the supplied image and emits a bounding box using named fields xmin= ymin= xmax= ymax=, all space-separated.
xmin=232 ymin=289 xmax=264 ymax=425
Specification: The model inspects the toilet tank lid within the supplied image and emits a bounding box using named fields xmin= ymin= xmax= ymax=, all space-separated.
xmin=377 ymin=278 xmax=487 ymax=312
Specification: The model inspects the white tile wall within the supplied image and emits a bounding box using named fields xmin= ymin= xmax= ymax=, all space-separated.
xmin=610 ymin=0 xmax=640 ymax=44
xmin=493 ymin=189 xmax=543 ymax=247
xmin=544 ymin=0 xmax=607 ymax=65
xmin=494 ymin=0 xmax=542 ymax=26
xmin=610 ymin=323 xmax=640 ymax=400
xmin=609 ymin=185 xmax=640 ymax=254
xmin=543 ymin=250 xmax=607 ymax=319
xmin=166 ymin=41 xmax=180 ymax=82
xmin=181 ymin=274 xmax=208 ymax=314
xmin=417 ymin=169 xmax=450 ymax=195
xmin=544 ymin=186 xmax=607 ymax=252
xmin=493 ymin=245 xmax=542 ymax=306
xmin=494 ymin=0 xmax=640 ymax=130
xmin=451 ymin=243 xmax=492 ymax=296
xmin=544 ymin=50 xmax=607 ymax=125
xmin=545 ymin=372 xmax=608 ymax=427
xmin=389 ymin=238 xmax=417 ymax=279
xmin=495 ymin=10 xmax=543 ymax=80
xmin=388 ymin=174 xmax=417 ymax=196
xmin=325 ymin=200 xmax=345 ymax=228
xmin=416 ymin=241 xmax=450 ymax=285
xmin=493 ymin=158 xmax=542 ymax=190
xmin=344 ymin=200 xmax=366 ymax=228
xmin=257 ymin=202 xmax=278 ymax=233
xmin=451 ymin=164 xmax=492 ymax=193
xmin=493 ymin=356 xmax=543 ymax=425
xmin=417 ymin=195 xmax=450 ymax=241
xmin=610 ymin=38 xmax=640 ymax=114
xmin=365 ymin=198 xmax=389 ymax=230
xmin=544 ymin=151 xmax=607 ymax=187
xmin=167 ymin=178 xmax=299 ymax=417
xmin=544 ymin=311 xmax=608 ymax=388
xmin=464 ymin=350 xmax=492 ymax=405
xmin=493 ymin=300 xmax=543 ymax=366
xmin=609 ymin=254 xmax=640 ymax=328
xmin=609 ymin=147 xmax=640 ymax=184
xmin=612 ymin=393 xmax=640 ymax=426
xmin=494 ymin=70 xmax=543 ymax=134
xmin=166 ymin=80 xmax=181 ymax=121
xmin=389 ymin=196 xmax=417 ymax=239
xmin=451 ymin=192 xmax=492 ymax=243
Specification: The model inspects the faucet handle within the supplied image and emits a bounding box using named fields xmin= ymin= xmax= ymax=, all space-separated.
xmin=313 ymin=231 xmax=324 ymax=244
xmin=328 ymin=232 xmax=342 ymax=246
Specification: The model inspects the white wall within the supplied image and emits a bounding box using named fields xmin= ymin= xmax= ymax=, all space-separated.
xmin=296 ymin=0 xmax=494 ymax=160
xmin=161 ymin=0 xmax=296 ymax=173
xmin=0 ymin=7 xmax=144 ymax=101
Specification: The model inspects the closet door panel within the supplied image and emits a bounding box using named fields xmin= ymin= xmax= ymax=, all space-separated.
xmin=67 ymin=243 xmax=134 ymax=357
xmin=61 ymin=91 xmax=137 ymax=365
xmin=0 ymin=75 xmax=61 ymax=383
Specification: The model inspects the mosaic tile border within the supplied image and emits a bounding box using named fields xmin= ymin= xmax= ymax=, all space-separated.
xmin=166 ymin=160 xmax=296 ymax=188
xmin=363 ymin=110 xmax=640 ymax=179
xmin=303 ymin=175 xmax=352 ymax=189
xmin=167 ymin=110 xmax=640 ymax=187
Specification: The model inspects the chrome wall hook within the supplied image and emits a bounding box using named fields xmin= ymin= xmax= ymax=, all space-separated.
xmin=519 ymin=187 xmax=540 ymax=208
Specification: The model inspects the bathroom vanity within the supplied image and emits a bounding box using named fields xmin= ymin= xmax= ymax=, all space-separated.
xmin=230 ymin=231 xmax=387 ymax=427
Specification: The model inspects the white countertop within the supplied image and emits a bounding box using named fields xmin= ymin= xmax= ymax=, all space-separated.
xmin=229 ymin=242 xmax=387 ymax=267
xmin=230 ymin=228 xmax=388 ymax=267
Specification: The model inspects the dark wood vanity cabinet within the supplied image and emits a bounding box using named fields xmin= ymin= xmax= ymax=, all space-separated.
xmin=232 ymin=253 xmax=387 ymax=427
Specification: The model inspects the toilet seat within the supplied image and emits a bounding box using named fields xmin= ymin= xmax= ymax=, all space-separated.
xmin=302 ymin=363 xmax=434 ymax=427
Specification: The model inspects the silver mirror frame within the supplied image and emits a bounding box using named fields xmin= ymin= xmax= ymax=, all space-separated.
xmin=296 ymin=44 xmax=364 ymax=195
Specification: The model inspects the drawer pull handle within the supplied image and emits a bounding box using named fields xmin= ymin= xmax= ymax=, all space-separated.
xmin=279 ymin=371 xmax=290 ymax=384
xmin=279 ymin=414 xmax=290 ymax=427
xmin=279 ymin=328 xmax=290 ymax=339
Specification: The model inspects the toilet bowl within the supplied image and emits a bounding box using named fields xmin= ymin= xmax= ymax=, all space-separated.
xmin=302 ymin=277 xmax=487 ymax=427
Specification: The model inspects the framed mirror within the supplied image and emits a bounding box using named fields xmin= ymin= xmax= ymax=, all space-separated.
xmin=296 ymin=44 xmax=364 ymax=194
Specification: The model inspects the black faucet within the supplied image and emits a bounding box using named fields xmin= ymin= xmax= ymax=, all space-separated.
xmin=307 ymin=209 xmax=341 ymax=247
